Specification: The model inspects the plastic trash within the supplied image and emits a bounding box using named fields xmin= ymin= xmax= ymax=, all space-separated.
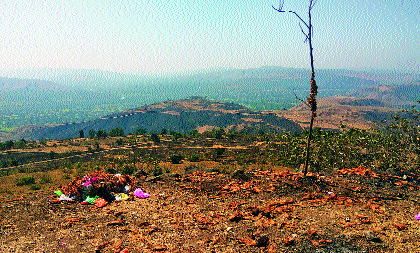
xmin=85 ymin=195 xmax=100 ymax=205
xmin=94 ymin=197 xmax=108 ymax=207
xmin=123 ymin=185 xmax=131 ymax=193
xmin=115 ymin=193 xmax=129 ymax=201
xmin=134 ymin=188 xmax=150 ymax=199
xmin=58 ymin=194 xmax=76 ymax=201
xmin=415 ymin=213 xmax=420 ymax=220
xmin=83 ymin=176 xmax=98 ymax=186
xmin=120 ymin=248 xmax=129 ymax=253
xmin=54 ymin=190 xmax=63 ymax=196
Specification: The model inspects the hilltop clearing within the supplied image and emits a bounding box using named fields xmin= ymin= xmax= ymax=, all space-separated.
xmin=1 ymin=166 xmax=420 ymax=252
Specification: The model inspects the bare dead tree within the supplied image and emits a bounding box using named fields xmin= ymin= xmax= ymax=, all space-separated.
xmin=273 ymin=0 xmax=318 ymax=176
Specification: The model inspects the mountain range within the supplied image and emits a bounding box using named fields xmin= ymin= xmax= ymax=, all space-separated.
xmin=1 ymin=66 xmax=419 ymax=140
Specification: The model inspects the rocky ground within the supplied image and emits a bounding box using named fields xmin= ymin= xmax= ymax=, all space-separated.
xmin=1 ymin=166 xmax=420 ymax=253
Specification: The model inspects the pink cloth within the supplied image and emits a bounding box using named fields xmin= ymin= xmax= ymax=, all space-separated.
xmin=134 ymin=188 xmax=150 ymax=199
xmin=83 ymin=176 xmax=98 ymax=186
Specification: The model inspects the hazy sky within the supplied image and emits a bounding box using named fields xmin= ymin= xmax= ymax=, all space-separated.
xmin=1 ymin=0 xmax=419 ymax=75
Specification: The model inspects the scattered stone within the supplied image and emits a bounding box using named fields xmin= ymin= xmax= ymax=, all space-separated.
xmin=134 ymin=169 xmax=148 ymax=178
xmin=184 ymin=165 xmax=202 ymax=175
xmin=364 ymin=230 xmax=383 ymax=243
xmin=145 ymin=176 xmax=161 ymax=182
xmin=228 ymin=210 xmax=243 ymax=222
xmin=231 ymin=169 xmax=251 ymax=181
xmin=256 ymin=235 xmax=269 ymax=247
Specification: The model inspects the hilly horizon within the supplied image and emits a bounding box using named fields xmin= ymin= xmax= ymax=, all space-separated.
xmin=4 ymin=94 xmax=415 ymax=142
xmin=1 ymin=66 xmax=419 ymax=135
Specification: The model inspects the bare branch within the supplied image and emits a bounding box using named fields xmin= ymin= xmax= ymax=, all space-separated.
xmin=293 ymin=90 xmax=310 ymax=108
xmin=272 ymin=5 xmax=285 ymax=13
xmin=272 ymin=0 xmax=285 ymax=12
xmin=272 ymin=1 xmax=309 ymax=28
xmin=310 ymin=0 xmax=319 ymax=10
xmin=299 ymin=23 xmax=309 ymax=43
xmin=279 ymin=0 xmax=284 ymax=11
xmin=288 ymin=10 xmax=310 ymax=28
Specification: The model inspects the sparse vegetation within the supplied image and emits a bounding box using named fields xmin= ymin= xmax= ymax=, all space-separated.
xmin=170 ymin=154 xmax=183 ymax=164
xmin=151 ymin=133 xmax=160 ymax=143
xmin=16 ymin=176 xmax=36 ymax=186
xmin=188 ymin=154 xmax=200 ymax=162
xmin=109 ymin=127 xmax=125 ymax=137
xmin=1 ymin=105 xmax=420 ymax=252
xmin=121 ymin=165 xmax=135 ymax=175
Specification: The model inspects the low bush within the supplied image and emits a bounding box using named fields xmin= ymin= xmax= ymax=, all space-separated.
xmin=40 ymin=173 xmax=52 ymax=184
xmin=188 ymin=154 xmax=200 ymax=162
xmin=30 ymin=184 xmax=41 ymax=190
xmin=16 ymin=176 xmax=36 ymax=186
xmin=121 ymin=165 xmax=135 ymax=175
xmin=170 ymin=154 xmax=183 ymax=164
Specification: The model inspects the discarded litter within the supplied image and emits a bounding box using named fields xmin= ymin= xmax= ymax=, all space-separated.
xmin=415 ymin=213 xmax=420 ymax=220
xmin=54 ymin=190 xmax=63 ymax=196
xmin=53 ymin=170 xmax=149 ymax=205
xmin=134 ymin=188 xmax=150 ymax=199
xmin=85 ymin=195 xmax=100 ymax=205
xmin=115 ymin=193 xmax=129 ymax=201
xmin=94 ymin=197 xmax=108 ymax=207
xmin=82 ymin=176 xmax=98 ymax=186
xmin=58 ymin=194 xmax=76 ymax=201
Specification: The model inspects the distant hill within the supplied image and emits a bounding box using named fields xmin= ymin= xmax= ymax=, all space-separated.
xmin=5 ymin=98 xmax=302 ymax=141
xmin=345 ymin=81 xmax=420 ymax=108
xmin=278 ymin=96 xmax=406 ymax=130
xmin=1 ymin=67 xmax=419 ymax=131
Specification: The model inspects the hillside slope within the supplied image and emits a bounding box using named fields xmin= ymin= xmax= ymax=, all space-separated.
xmin=278 ymin=96 xmax=404 ymax=130
xmin=6 ymin=98 xmax=302 ymax=141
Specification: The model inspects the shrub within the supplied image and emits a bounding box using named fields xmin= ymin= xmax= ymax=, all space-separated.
xmin=170 ymin=154 xmax=183 ymax=164
xmin=171 ymin=131 xmax=183 ymax=140
xmin=40 ymin=173 xmax=52 ymax=184
xmin=188 ymin=154 xmax=200 ymax=162
xmin=96 ymin=129 xmax=108 ymax=138
xmin=16 ymin=176 xmax=36 ymax=186
xmin=121 ymin=165 xmax=135 ymax=175
xmin=152 ymin=166 xmax=163 ymax=176
xmin=49 ymin=151 xmax=56 ymax=160
xmin=30 ymin=185 xmax=41 ymax=190
xmin=215 ymin=148 xmax=226 ymax=158
xmin=151 ymin=133 xmax=160 ymax=143
xmin=110 ymin=128 xmax=124 ymax=137
xmin=135 ymin=128 xmax=147 ymax=135
xmin=116 ymin=138 xmax=124 ymax=146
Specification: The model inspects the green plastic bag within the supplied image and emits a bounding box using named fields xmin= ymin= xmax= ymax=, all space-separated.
xmin=54 ymin=190 xmax=63 ymax=196
xmin=85 ymin=195 xmax=100 ymax=205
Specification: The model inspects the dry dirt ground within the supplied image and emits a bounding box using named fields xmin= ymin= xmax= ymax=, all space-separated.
xmin=1 ymin=166 xmax=420 ymax=253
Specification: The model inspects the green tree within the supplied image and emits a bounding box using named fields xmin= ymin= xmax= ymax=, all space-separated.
xmin=135 ymin=128 xmax=147 ymax=135
xmin=151 ymin=133 xmax=160 ymax=143
xmin=96 ymin=129 xmax=108 ymax=138
xmin=15 ymin=139 xmax=26 ymax=149
xmin=110 ymin=128 xmax=124 ymax=137
xmin=88 ymin=130 xmax=96 ymax=139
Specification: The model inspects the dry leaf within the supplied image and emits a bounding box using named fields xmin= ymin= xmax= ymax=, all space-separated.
xmin=394 ymin=223 xmax=407 ymax=231
xmin=237 ymin=236 xmax=257 ymax=246
xmin=107 ymin=220 xmax=124 ymax=226
xmin=283 ymin=236 xmax=295 ymax=246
